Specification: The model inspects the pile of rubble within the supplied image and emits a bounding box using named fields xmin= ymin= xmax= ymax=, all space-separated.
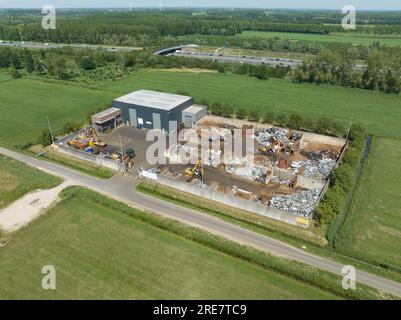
xmin=268 ymin=189 xmax=321 ymax=218
xmin=226 ymin=164 xmax=269 ymax=183
xmin=255 ymin=127 xmax=291 ymax=146
xmin=271 ymin=176 xmax=292 ymax=186
xmin=291 ymin=151 xmax=337 ymax=179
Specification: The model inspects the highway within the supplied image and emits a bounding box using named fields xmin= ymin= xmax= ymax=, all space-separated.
xmin=0 ymin=40 xmax=139 ymax=52
xmin=0 ymin=146 xmax=400 ymax=297
xmin=171 ymin=51 xmax=302 ymax=68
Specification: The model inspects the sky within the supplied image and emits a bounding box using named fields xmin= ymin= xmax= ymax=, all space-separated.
xmin=0 ymin=1 xmax=400 ymax=10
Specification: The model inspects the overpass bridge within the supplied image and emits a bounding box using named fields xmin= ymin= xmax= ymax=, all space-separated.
xmin=153 ymin=44 xmax=198 ymax=56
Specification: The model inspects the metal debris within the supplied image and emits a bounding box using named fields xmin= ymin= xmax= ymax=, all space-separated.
xmin=269 ymin=189 xmax=321 ymax=218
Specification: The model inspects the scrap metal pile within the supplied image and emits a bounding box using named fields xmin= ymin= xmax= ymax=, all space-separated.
xmin=291 ymin=151 xmax=337 ymax=179
xmin=268 ymin=189 xmax=321 ymax=218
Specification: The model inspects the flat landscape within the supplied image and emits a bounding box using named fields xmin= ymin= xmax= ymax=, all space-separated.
xmin=0 ymin=154 xmax=62 ymax=209
xmin=2 ymin=69 xmax=401 ymax=147
xmin=239 ymin=31 xmax=401 ymax=46
xmin=0 ymin=187 xmax=338 ymax=300
xmin=0 ymin=78 xmax=114 ymax=146
xmin=336 ymin=138 xmax=401 ymax=271
xmin=104 ymin=69 xmax=401 ymax=139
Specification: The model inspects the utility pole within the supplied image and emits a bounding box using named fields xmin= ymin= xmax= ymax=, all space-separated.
xmin=119 ymin=134 xmax=124 ymax=156
xmin=47 ymin=116 xmax=54 ymax=144
xmin=346 ymin=113 xmax=354 ymax=140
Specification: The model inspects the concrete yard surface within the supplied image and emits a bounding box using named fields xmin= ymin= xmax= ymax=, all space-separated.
xmin=0 ymin=182 xmax=72 ymax=233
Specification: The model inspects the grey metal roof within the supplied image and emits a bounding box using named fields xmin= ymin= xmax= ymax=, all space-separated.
xmin=183 ymin=105 xmax=205 ymax=115
xmin=114 ymin=90 xmax=192 ymax=111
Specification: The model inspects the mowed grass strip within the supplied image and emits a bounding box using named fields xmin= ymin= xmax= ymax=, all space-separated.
xmin=0 ymin=78 xmax=114 ymax=146
xmin=0 ymin=154 xmax=62 ymax=209
xmin=103 ymin=69 xmax=401 ymax=139
xmin=238 ymin=31 xmax=401 ymax=46
xmin=0 ymin=187 xmax=339 ymax=300
xmin=336 ymin=138 xmax=401 ymax=271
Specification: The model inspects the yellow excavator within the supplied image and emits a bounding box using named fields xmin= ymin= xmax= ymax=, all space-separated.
xmin=88 ymin=127 xmax=107 ymax=148
xmin=185 ymin=160 xmax=204 ymax=180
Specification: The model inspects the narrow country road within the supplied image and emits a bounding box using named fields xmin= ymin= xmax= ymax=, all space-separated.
xmin=1 ymin=146 xmax=400 ymax=297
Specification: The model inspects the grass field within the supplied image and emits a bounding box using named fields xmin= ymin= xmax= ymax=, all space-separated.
xmin=103 ymin=69 xmax=401 ymax=139
xmin=336 ymin=138 xmax=401 ymax=272
xmin=239 ymin=31 xmax=401 ymax=46
xmin=0 ymin=78 xmax=114 ymax=147
xmin=0 ymin=187 xmax=339 ymax=299
xmin=2 ymin=69 xmax=401 ymax=147
xmin=0 ymin=154 xmax=62 ymax=209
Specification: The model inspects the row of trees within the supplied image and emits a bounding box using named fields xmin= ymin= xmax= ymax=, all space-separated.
xmin=316 ymin=124 xmax=366 ymax=230
xmin=293 ymin=49 xmax=401 ymax=94
xmin=203 ymin=100 xmax=345 ymax=137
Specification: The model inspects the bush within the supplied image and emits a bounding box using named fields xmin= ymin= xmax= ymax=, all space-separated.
xmin=261 ymin=112 xmax=275 ymax=124
xmin=274 ymin=113 xmax=288 ymax=127
xmin=210 ymin=102 xmax=223 ymax=116
xmin=62 ymin=121 xmax=83 ymax=135
xmin=235 ymin=109 xmax=247 ymax=120
xmin=247 ymin=110 xmax=261 ymax=122
xmin=40 ymin=129 xmax=53 ymax=147
xmin=287 ymin=113 xmax=303 ymax=130
xmin=221 ymin=104 xmax=234 ymax=118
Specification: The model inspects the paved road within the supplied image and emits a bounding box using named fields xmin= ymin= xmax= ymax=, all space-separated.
xmin=0 ymin=40 xmax=139 ymax=52
xmin=171 ymin=51 xmax=302 ymax=69
xmin=1 ymin=146 xmax=400 ymax=297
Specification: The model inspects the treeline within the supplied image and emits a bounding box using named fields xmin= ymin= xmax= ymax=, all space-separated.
xmin=293 ymin=49 xmax=401 ymax=94
xmin=2 ymin=10 xmax=401 ymax=49
xmin=0 ymin=45 xmax=290 ymax=82
xmin=200 ymin=101 xmax=345 ymax=138
xmin=316 ymin=124 xmax=366 ymax=232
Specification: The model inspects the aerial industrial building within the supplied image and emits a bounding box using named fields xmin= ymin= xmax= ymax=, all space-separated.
xmin=112 ymin=90 xmax=206 ymax=132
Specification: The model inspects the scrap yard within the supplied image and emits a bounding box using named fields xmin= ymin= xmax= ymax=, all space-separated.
xmin=50 ymin=90 xmax=347 ymax=227
xmin=157 ymin=115 xmax=347 ymax=222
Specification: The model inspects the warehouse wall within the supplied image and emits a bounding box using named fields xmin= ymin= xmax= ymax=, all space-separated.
xmin=112 ymin=98 xmax=194 ymax=133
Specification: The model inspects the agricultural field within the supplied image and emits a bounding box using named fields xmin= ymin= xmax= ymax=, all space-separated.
xmin=0 ymin=154 xmax=62 ymax=209
xmin=0 ymin=77 xmax=114 ymax=147
xmin=2 ymin=69 xmax=401 ymax=147
xmin=239 ymin=31 xmax=401 ymax=46
xmin=0 ymin=187 xmax=338 ymax=300
xmin=103 ymin=69 xmax=401 ymax=139
xmin=336 ymin=138 xmax=401 ymax=271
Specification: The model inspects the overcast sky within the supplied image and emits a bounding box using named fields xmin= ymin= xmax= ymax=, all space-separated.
xmin=0 ymin=1 xmax=400 ymax=10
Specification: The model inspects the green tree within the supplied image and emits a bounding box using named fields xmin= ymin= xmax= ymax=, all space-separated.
xmin=24 ymin=49 xmax=35 ymax=73
xmin=10 ymin=66 xmax=22 ymax=79
xmin=262 ymin=112 xmax=275 ymax=124
xmin=79 ymin=56 xmax=96 ymax=70
xmin=40 ymin=129 xmax=53 ymax=146
xmin=248 ymin=110 xmax=261 ymax=122
xmin=235 ymin=109 xmax=247 ymax=120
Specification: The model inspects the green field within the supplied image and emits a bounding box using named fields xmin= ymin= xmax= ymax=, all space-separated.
xmin=2 ymin=70 xmax=401 ymax=147
xmin=0 ymin=78 xmax=114 ymax=146
xmin=0 ymin=187 xmax=339 ymax=299
xmin=239 ymin=31 xmax=401 ymax=46
xmin=0 ymin=154 xmax=62 ymax=209
xmin=104 ymin=69 xmax=401 ymax=139
xmin=336 ymin=138 xmax=401 ymax=271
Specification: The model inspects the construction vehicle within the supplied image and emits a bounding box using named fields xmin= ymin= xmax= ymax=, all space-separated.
xmin=119 ymin=148 xmax=136 ymax=168
xmin=185 ymin=160 xmax=204 ymax=180
xmin=88 ymin=127 xmax=107 ymax=148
